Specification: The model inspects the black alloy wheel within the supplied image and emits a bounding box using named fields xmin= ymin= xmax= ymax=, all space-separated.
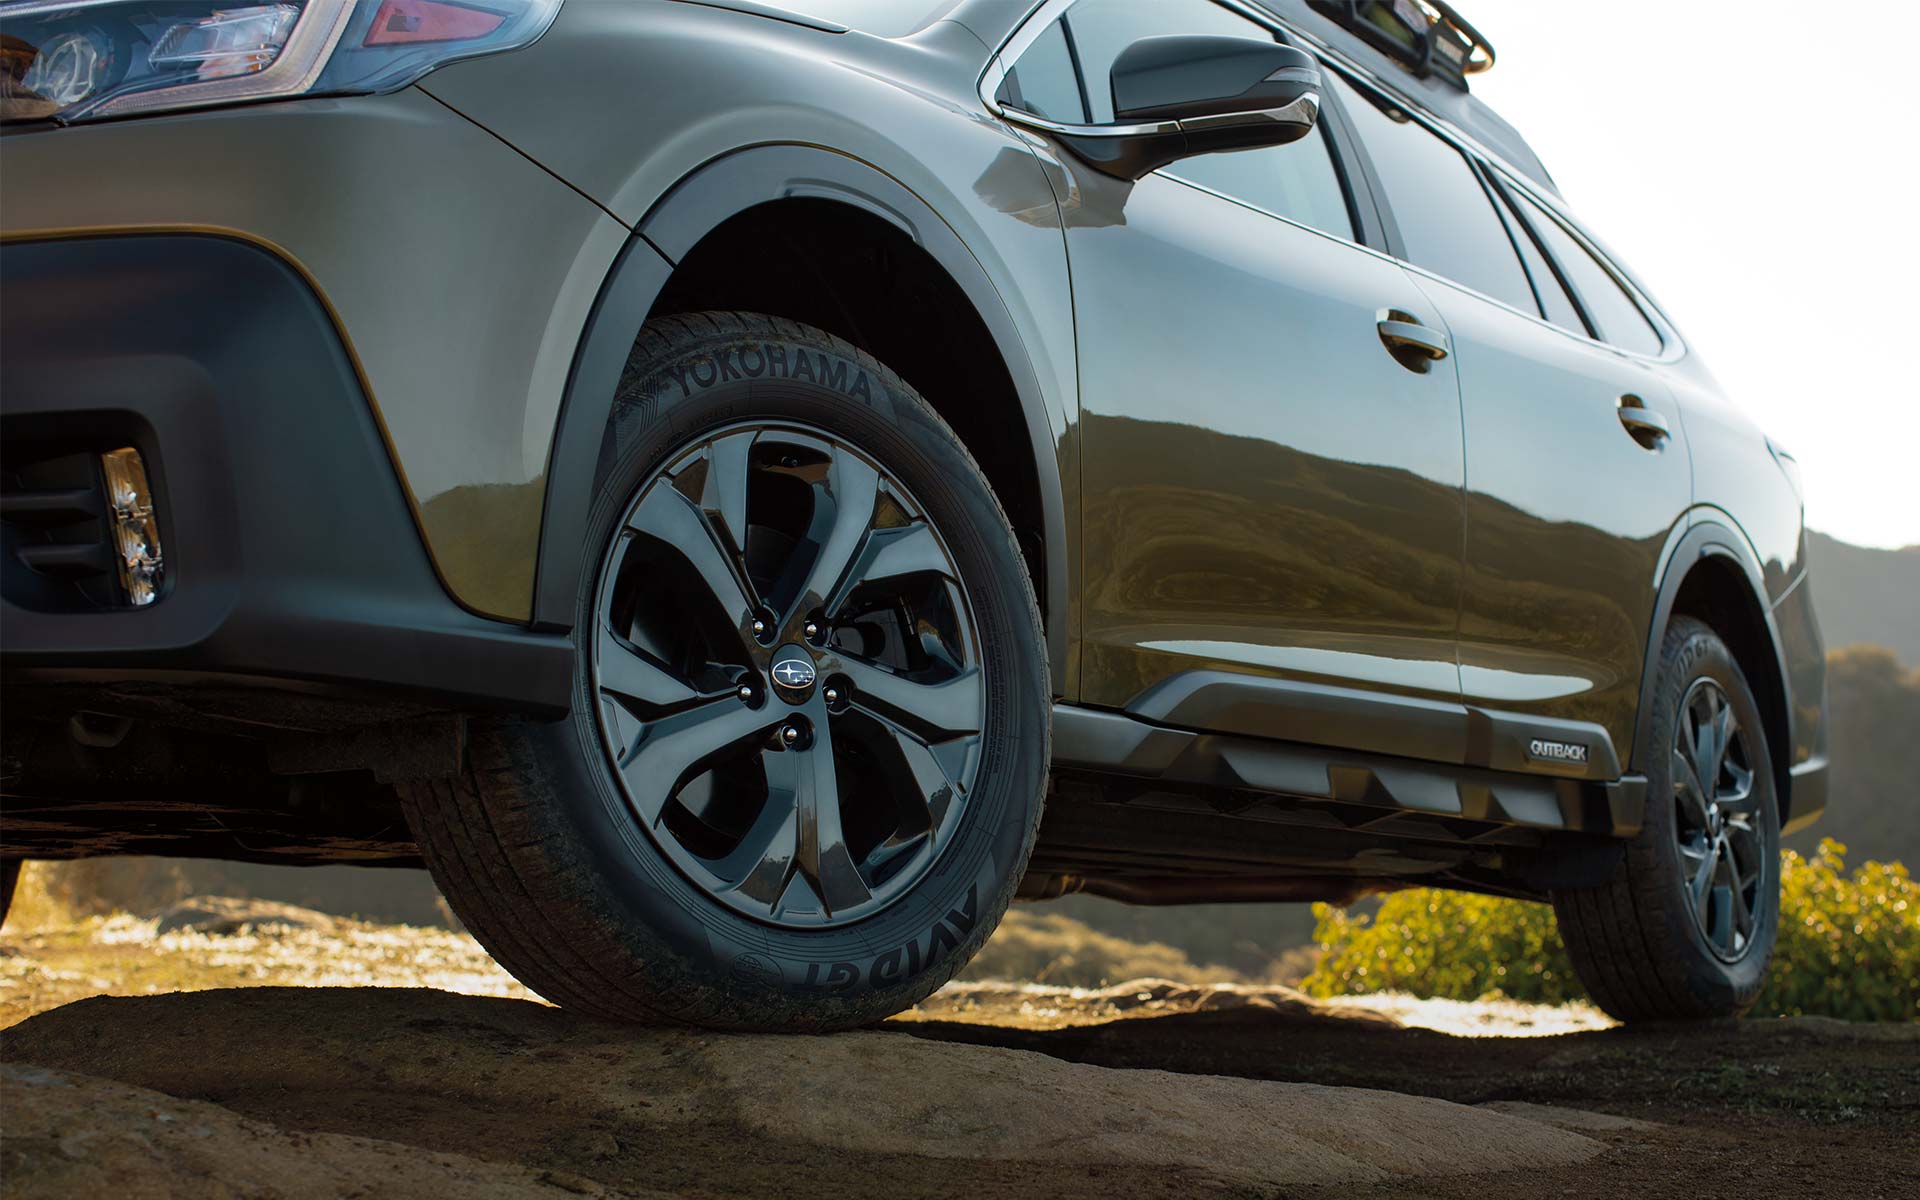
xmin=592 ymin=422 xmax=986 ymax=928
xmin=1669 ymin=677 xmax=1768 ymax=962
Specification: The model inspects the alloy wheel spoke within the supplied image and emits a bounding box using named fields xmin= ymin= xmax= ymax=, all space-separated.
xmin=1689 ymin=691 xmax=1722 ymax=811
xmin=1688 ymin=836 xmax=1718 ymax=908
xmin=1671 ymin=747 xmax=1713 ymax=832
xmin=1707 ymin=696 xmax=1738 ymax=787
xmin=862 ymin=832 xmax=933 ymax=883
xmin=1724 ymin=817 xmax=1763 ymax=881
xmin=715 ymin=774 xmax=802 ymax=906
xmin=783 ymin=450 xmax=879 ymax=626
xmin=837 ymin=656 xmax=984 ymax=743
xmin=850 ymin=705 xmax=966 ymax=835
xmin=787 ymin=727 xmax=873 ymax=916
xmin=1708 ymin=882 xmax=1734 ymax=952
xmin=699 ymin=431 xmax=757 ymax=566
xmin=1725 ymin=847 xmax=1755 ymax=941
xmin=597 ymin=625 xmax=704 ymax=711
xmin=826 ymin=521 xmax=952 ymax=617
xmin=618 ymin=698 xmax=779 ymax=826
xmin=1717 ymin=757 xmax=1758 ymax=816
xmin=629 ymin=485 xmax=759 ymax=647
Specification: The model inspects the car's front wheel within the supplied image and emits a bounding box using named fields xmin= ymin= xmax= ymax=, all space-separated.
xmin=405 ymin=312 xmax=1049 ymax=1030
xmin=1553 ymin=617 xmax=1781 ymax=1021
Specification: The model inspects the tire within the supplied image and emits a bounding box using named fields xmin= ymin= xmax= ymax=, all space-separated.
xmin=403 ymin=312 xmax=1049 ymax=1030
xmin=1553 ymin=617 xmax=1780 ymax=1021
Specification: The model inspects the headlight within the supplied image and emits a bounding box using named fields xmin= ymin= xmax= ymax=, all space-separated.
xmin=0 ymin=0 xmax=560 ymax=124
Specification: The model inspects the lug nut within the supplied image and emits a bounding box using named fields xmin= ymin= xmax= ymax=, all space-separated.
xmin=751 ymin=619 xmax=767 ymax=638
xmin=781 ymin=725 xmax=800 ymax=745
xmin=738 ymin=685 xmax=754 ymax=702
xmin=824 ymin=687 xmax=840 ymax=704
xmin=804 ymin=621 xmax=821 ymax=641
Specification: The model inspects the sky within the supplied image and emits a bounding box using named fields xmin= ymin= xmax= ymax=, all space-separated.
xmin=1462 ymin=1 xmax=1918 ymax=550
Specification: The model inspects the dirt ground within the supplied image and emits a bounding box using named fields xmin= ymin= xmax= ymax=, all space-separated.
xmin=1 ymin=912 xmax=1915 ymax=1199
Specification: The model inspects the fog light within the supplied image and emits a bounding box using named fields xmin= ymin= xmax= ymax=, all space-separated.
xmin=99 ymin=447 xmax=162 ymax=606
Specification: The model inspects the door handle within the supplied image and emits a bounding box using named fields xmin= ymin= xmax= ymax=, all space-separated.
xmin=1377 ymin=317 xmax=1449 ymax=373
xmin=1616 ymin=397 xmax=1670 ymax=449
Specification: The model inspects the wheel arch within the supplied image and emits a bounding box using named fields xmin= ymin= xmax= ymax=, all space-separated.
xmin=1635 ymin=516 xmax=1797 ymax=825
xmin=533 ymin=145 xmax=1070 ymax=698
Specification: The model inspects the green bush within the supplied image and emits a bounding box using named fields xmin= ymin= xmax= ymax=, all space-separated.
xmin=1301 ymin=885 xmax=1582 ymax=1005
xmin=1760 ymin=840 xmax=1919 ymax=1022
xmin=1302 ymin=839 xmax=1919 ymax=1023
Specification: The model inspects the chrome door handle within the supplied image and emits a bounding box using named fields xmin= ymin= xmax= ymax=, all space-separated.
xmin=1377 ymin=317 xmax=1449 ymax=373
xmin=1617 ymin=398 xmax=1670 ymax=449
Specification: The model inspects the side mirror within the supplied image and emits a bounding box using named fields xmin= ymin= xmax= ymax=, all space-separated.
xmin=1001 ymin=35 xmax=1321 ymax=181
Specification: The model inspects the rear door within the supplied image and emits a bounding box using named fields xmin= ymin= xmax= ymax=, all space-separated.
xmin=1329 ymin=70 xmax=1691 ymax=771
xmin=1014 ymin=0 xmax=1471 ymax=736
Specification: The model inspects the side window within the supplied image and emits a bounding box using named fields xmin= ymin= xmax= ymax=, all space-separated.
xmin=1489 ymin=183 xmax=1587 ymax=336
xmin=1506 ymin=187 xmax=1665 ymax=356
xmin=1003 ymin=0 xmax=1354 ymax=241
xmin=1327 ymin=71 xmax=1538 ymax=314
xmin=998 ymin=21 xmax=1087 ymax=125
xmin=1166 ymin=119 xmax=1353 ymax=243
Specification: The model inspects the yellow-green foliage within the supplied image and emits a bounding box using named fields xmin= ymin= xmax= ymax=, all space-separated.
xmin=1303 ymin=840 xmax=1919 ymax=1023
xmin=1760 ymin=840 xmax=1918 ymax=1023
xmin=1302 ymin=887 xmax=1582 ymax=1005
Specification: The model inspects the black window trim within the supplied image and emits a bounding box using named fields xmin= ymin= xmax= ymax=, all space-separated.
xmin=1327 ymin=66 xmax=1546 ymax=318
xmin=1472 ymin=157 xmax=1593 ymax=338
xmin=1324 ymin=63 xmax=1680 ymax=361
xmin=1488 ymin=169 xmax=1676 ymax=360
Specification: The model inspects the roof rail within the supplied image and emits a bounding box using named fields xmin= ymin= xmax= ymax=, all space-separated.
xmin=1305 ymin=0 xmax=1494 ymax=90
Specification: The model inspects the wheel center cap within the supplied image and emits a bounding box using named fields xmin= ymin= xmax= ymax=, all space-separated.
xmin=769 ymin=646 xmax=818 ymax=703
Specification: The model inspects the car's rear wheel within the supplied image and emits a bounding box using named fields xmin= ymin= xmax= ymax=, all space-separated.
xmin=1553 ymin=617 xmax=1780 ymax=1021
xmin=404 ymin=312 xmax=1049 ymax=1030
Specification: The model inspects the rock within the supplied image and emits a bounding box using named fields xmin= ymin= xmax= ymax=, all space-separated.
xmin=155 ymin=896 xmax=340 ymax=936
xmin=1477 ymin=1101 xmax=1661 ymax=1133
xmin=1765 ymin=1016 xmax=1920 ymax=1043
xmin=1 ymin=987 xmax=1604 ymax=1194
xmin=0 ymin=1062 xmax=659 ymax=1199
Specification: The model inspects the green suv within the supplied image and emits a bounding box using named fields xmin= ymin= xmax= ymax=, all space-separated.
xmin=0 ymin=0 xmax=1829 ymax=1029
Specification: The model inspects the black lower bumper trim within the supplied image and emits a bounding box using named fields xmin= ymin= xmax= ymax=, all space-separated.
xmin=0 ymin=234 xmax=571 ymax=714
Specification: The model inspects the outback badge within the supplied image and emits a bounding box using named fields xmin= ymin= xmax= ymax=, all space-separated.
xmin=1527 ymin=738 xmax=1590 ymax=766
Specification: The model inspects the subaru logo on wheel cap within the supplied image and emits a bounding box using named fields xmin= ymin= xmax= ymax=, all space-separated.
xmin=769 ymin=648 xmax=817 ymax=700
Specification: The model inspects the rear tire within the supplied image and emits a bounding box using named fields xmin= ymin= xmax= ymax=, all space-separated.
xmin=1553 ymin=617 xmax=1780 ymax=1021
xmin=404 ymin=312 xmax=1049 ymax=1030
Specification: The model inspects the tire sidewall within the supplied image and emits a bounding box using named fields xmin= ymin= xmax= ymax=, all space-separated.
xmin=530 ymin=317 xmax=1047 ymax=1027
xmin=1640 ymin=622 xmax=1781 ymax=1012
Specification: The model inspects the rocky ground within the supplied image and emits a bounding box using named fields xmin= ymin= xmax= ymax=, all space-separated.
xmin=1 ymin=905 xmax=1915 ymax=1199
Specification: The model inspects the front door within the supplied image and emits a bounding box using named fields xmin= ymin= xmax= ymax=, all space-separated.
xmin=1008 ymin=0 xmax=1472 ymax=723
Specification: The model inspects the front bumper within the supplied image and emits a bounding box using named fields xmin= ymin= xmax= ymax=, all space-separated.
xmin=0 ymin=87 xmax=630 ymax=621
xmin=0 ymin=233 xmax=571 ymax=714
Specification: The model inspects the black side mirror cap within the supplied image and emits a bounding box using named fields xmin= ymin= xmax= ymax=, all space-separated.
xmin=1112 ymin=36 xmax=1320 ymax=126
xmin=997 ymin=34 xmax=1322 ymax=182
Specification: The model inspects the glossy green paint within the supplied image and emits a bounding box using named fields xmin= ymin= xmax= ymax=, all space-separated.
xmin=1055 ymin=155 xmax=1471 ymax=709
xmin=1408 ymin=265 xmax=1691 ymax=759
